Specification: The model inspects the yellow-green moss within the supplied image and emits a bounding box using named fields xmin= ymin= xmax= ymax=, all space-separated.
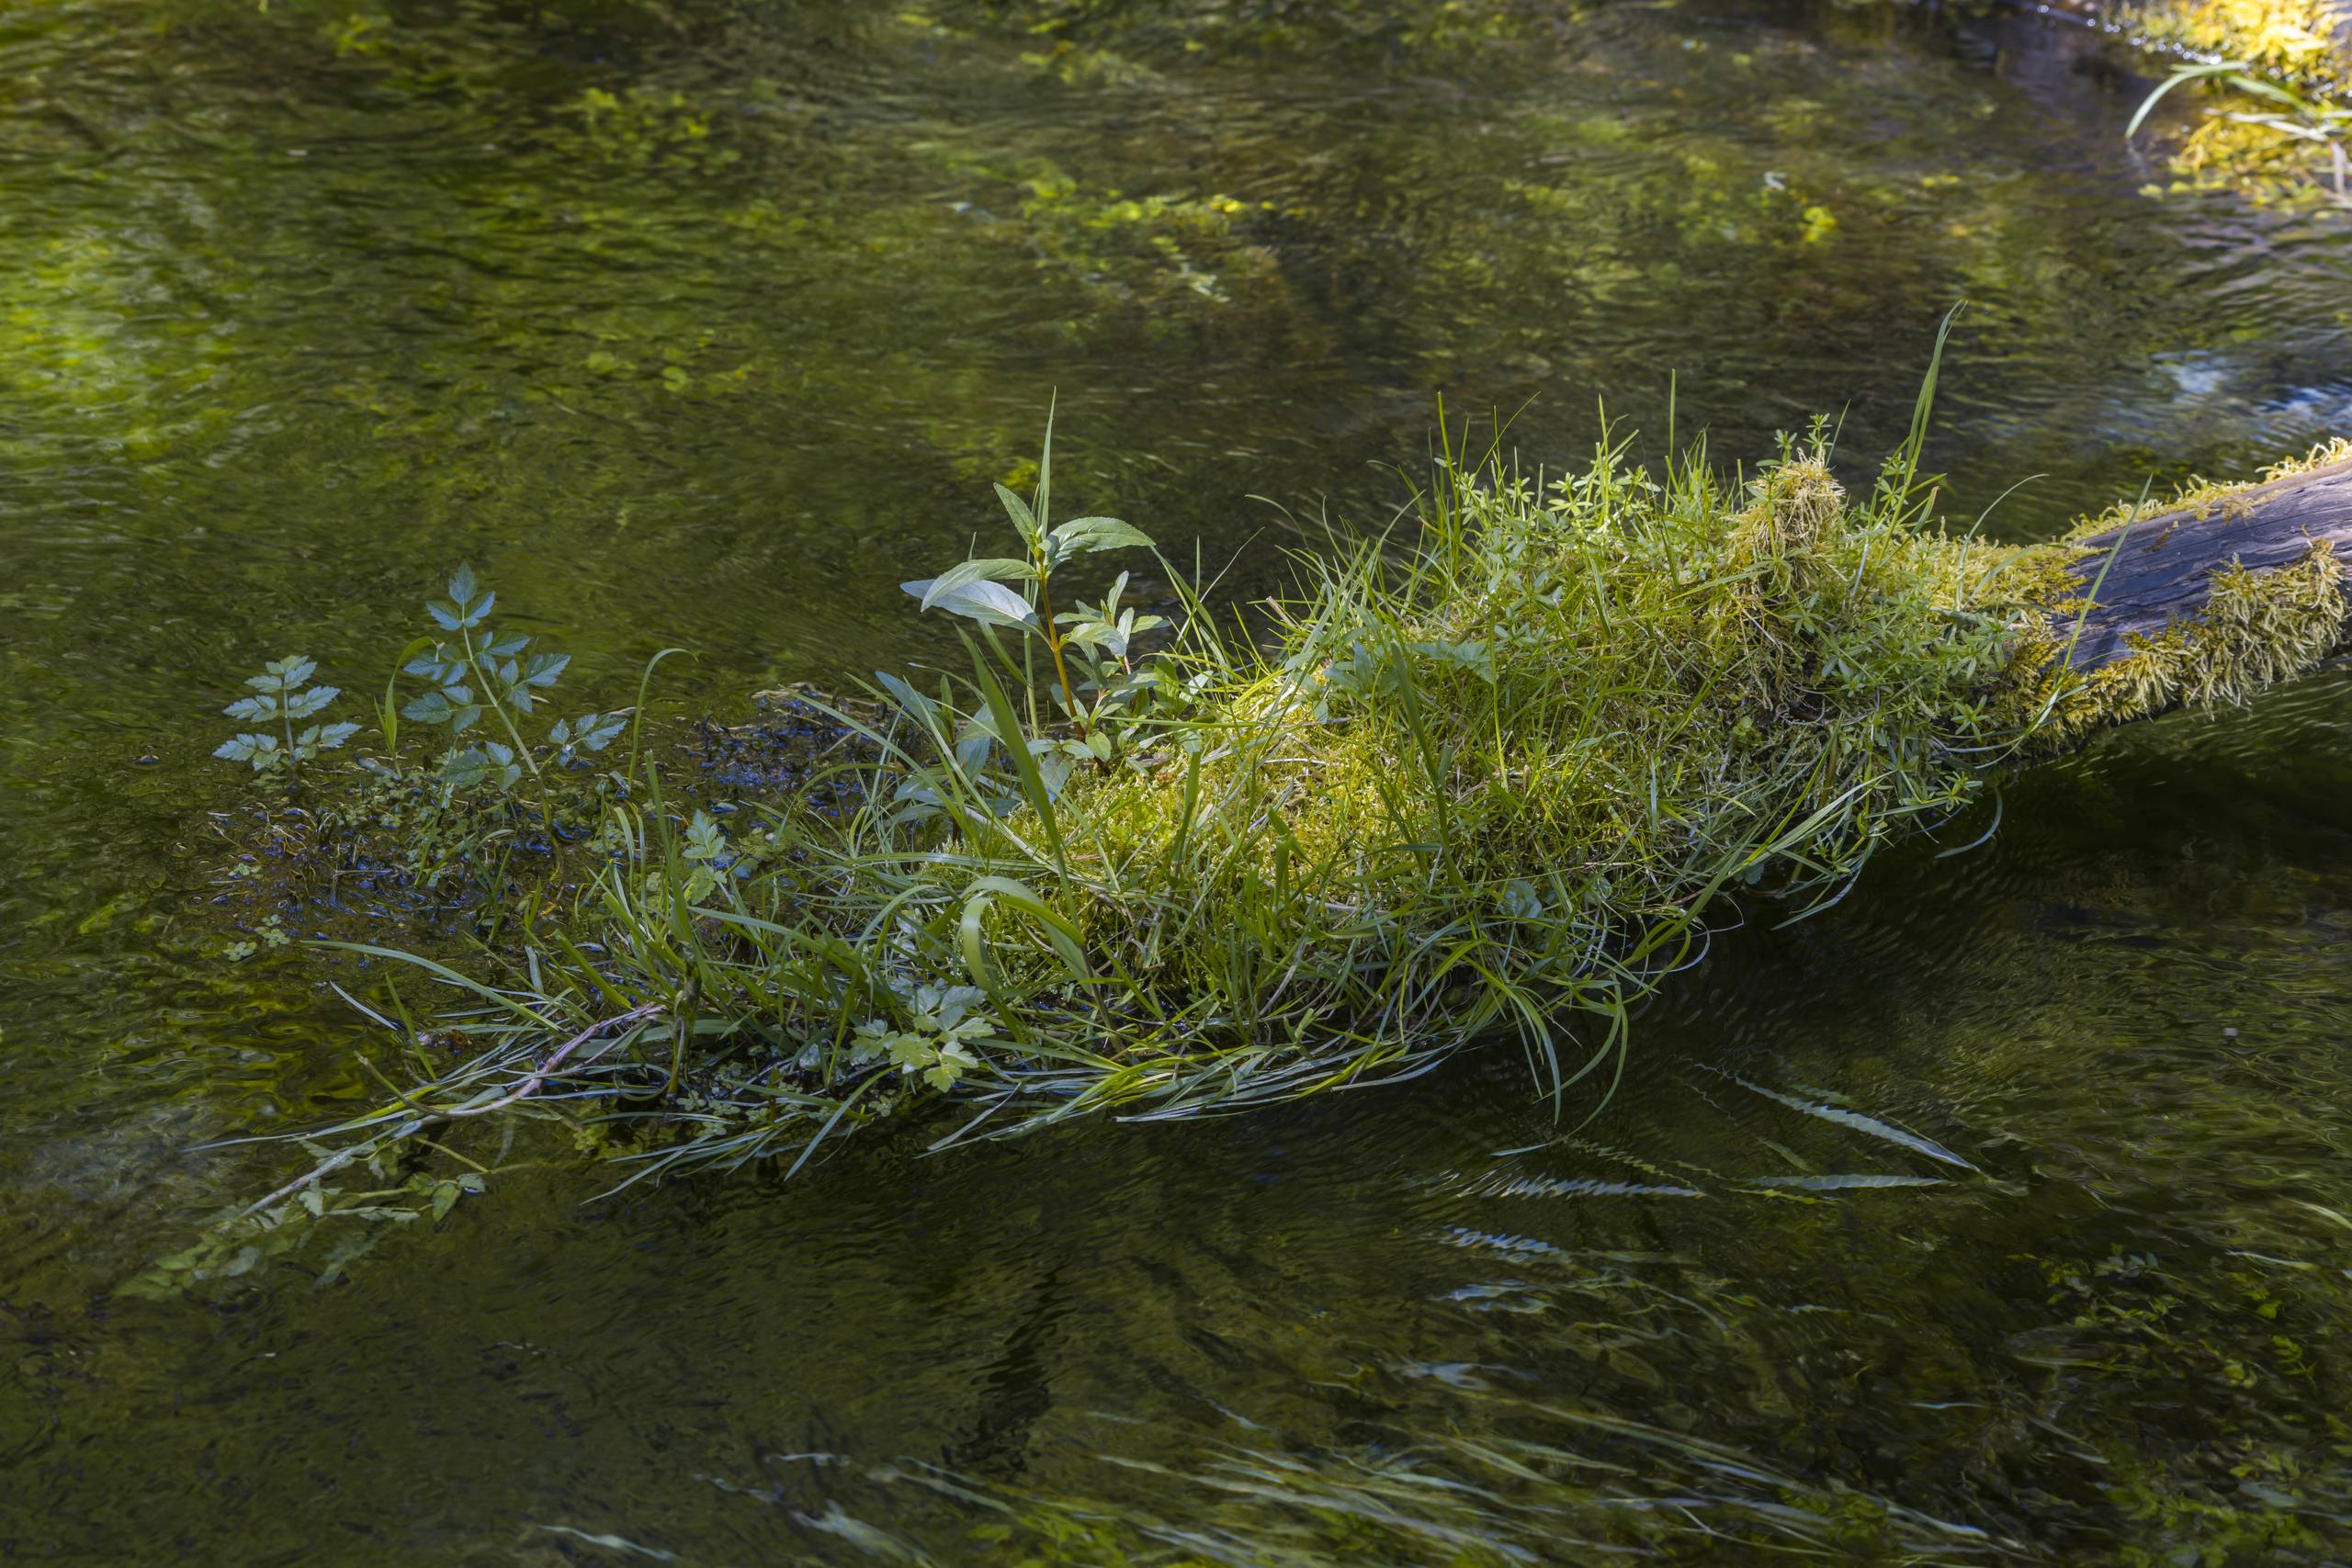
xmin=2137 ymin=0 xmax=2352 ymax=95
xmin=1995 ymin=438 xmax=2352 ymax=746
xmin=2129 ymin=0 xmax=2351 ymax=205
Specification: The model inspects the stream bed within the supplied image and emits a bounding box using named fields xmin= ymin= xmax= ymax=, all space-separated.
xmin=4 ymin=1 xmax=2351 ymax=1561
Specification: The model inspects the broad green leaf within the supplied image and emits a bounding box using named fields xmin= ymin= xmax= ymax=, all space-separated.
xmin=907 ymin=558 xmax=1032 ymax=612
xmin=914 ymin=578 xmax=1040 ymax=630
xmin=315 ymin=721 xmax=361 ymax=750
xmin=223 ymin=694 xmax=278 ymax=722
xmin=873 ymin=671 xmax=943 ymax=734
xmin=1047 ymin=516 xmax=1153 ymax=559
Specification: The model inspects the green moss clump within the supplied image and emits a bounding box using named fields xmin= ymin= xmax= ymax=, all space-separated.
xmin=2125 ymin=0 xmax=2351 ymax=206
xmin=2135 ymin=0 xmax=2352 ymax=97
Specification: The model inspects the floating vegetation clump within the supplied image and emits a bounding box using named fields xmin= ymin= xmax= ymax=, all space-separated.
xmin=2135 ymin=0 xmax=2351 ymax=92
xmin=2125 ymin=0 xmax=2351 ymax=205
xmin=173 ymin=394 xmax=2350 ymax=1272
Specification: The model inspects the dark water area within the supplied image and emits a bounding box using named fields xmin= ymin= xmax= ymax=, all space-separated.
xmin=4 ymin=0 xmax=2350 ymax=1561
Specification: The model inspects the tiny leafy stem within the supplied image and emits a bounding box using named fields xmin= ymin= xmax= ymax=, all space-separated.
xmin=1032 ymin=544 xmax=1083 ymax=734
xmin=213 ymin=654 xmax=360 ymax=786
xmin=901 ymin=406 xmax=1159 ymax=759
xmin=460 ymin=617 xmax=545 ymax=783
xmin=393 ymin=563 xmax=624 ymax=813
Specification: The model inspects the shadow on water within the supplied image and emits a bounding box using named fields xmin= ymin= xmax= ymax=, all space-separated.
xmin=3 ymin=0 xmax=2350 ymax=1561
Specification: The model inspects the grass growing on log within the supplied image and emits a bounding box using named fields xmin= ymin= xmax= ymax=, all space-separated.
xmin=168 ymin=405 xmax=2351 ymax=1278
xmin=210 ymin=412 xmax=2025 ymax=1196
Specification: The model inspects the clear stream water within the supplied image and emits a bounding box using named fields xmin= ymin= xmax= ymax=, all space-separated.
xmin=5 ymin=1 xmax=2351 ymax=1562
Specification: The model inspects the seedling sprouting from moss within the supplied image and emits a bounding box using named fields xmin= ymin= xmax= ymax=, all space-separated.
xmin=901 ymin=406 xmax=1164 ymax=776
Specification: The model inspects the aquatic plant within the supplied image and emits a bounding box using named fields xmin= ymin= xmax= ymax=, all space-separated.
xmin=213 ymin=654 xmax=358 ymax=785
xmin=207 ymin=568 xmax=665 ymax=912
xmin=396 ymin=561 xmax=632 ymax=796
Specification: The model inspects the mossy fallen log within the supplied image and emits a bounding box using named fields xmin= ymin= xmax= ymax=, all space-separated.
xmin=2015 ymin=447 xmax=2351 ymax=739
xmin=159 ymin=423 xmax=2352 ymax=1281
xmin=2062 ymin=456 xmax=2352 ymax=669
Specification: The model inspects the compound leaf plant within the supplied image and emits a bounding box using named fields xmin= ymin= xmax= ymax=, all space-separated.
xmin=214 ymin=654 xmax=360 ymax=783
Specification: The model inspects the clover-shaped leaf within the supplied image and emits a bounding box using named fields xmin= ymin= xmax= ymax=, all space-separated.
xmin=924 ymin=1041 xmax=979 ymax=1090
xmin=683 ymin=810 xmax=726 ymax=863
xmin=246 ymin=655 xmax=318 ymax=694
xmin=428 ymin=563 xmax=495 ymax=631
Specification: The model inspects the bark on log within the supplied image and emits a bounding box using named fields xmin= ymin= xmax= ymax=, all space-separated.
xmin=2057 ymin=457 xmax=2352 ymax=671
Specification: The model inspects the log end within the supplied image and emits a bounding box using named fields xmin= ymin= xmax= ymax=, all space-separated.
xmin=2002 ymin=443 xmax=2352 ymax=749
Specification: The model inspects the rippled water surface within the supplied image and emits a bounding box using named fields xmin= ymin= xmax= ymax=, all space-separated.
xmin=5 ymin=1 xmax=2351 ymax=1562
